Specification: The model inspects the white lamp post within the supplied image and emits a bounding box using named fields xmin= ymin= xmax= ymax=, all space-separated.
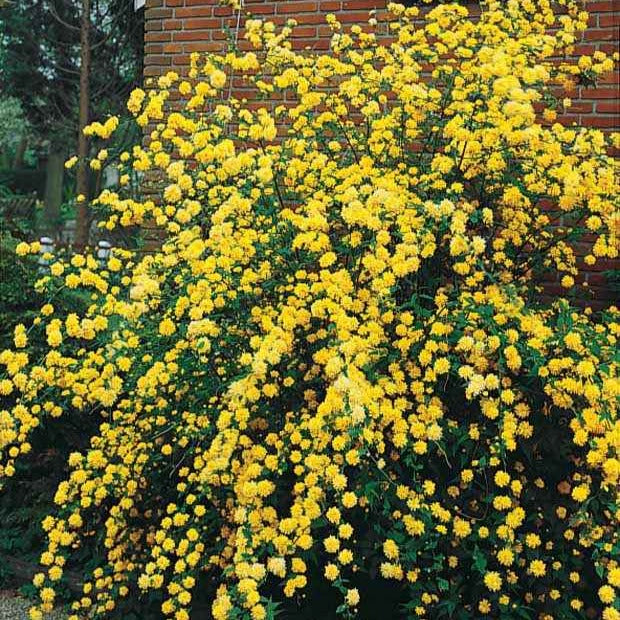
xmin=38 ymin=236 xmax=55 ymax=271
xmin=97 ymin=240 xmax=112 ymax=265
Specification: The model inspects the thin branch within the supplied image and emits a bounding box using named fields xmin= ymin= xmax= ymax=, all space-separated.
xmin=48 ymin=0 xmax=80 ymax=32
xmin=90 ymin=8 xmax=133 ymax=50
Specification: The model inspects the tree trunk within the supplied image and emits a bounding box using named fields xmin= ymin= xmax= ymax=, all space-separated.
xmin=75 ymin=0 xmax=91 ymax=249
xmin=43 ymin=150 xmax=64 ymax=237
xmin=12 ymin=135 xmax=28 ymax=169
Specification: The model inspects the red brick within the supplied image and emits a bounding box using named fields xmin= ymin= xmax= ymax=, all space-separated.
xmin=223 ymin=15 xmax=254 ymax=28
xmin=573 ymin=42 xmax=619 ymax=54
xmin=338 ymin=11 xmax=381 ymax=22
xmin=213 ymin=6 xmax=235 ymax=16
xmin=183 ymin=42 xmax=225 ymax=52
xmin=581 ymin=87 xmax=618 ymax=99
xmin=145 ymin=31 xmax=172 ymax=42
xmin=145 ymin=54 xmax=172 ymax=66
xmin=145 ymin=43 xmax=164 ymax=54
xmin=246 ymin=4 xmax=276 ymax=15
xmin=598 ymin=71 xmax=619 ymax=85
xmin=290 ymin=26 xmax=318 ymax=37
xmin=586 ymin=1 xmax=616 ymax=11
xmin=343 ymin=0 xmax=383 ymax=8
xmin=581 ymin=115 xmax=619 ymax=128
xmin=184 ymin=18 xmax=221 ymax=29
xmin=596 ymin=101 xmax=620 ymax=113
xmin=572 ymin=43 xmax=597 ymax=55
xmin=145 ymin=7 xmax=173 ymax=19
xmin=566 ymin=101 xmax=594 ymax=114
xmin=172 ymin=54 xmax=192 ymax=65
xmin=163 ymin=43 xmax=183 ymax=53
xmin=173 ymin=30 xmax=216 ymax=41
xmin=557 ymin=114 xmax=580 ymax=124
xmin=584 ymin=28 xmax=618 ymax=41
xmin=175 ymin=7 xmax=215 ymax=18
xmin=163 ymin=19 xmax=183 ymax=29
xmin=598 ymin=13 xmax=620 ymax=27
xmin=277 ymin=2 xmax=319 ymax=14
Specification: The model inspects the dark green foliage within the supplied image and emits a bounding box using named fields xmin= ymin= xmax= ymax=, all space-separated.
xmin=0 ymin=233 xmax=44 ymax=349
xmin=0 ymin=168 xmax=46 ymax=199
xmin=0 ymin=220 xmax=91 ymax=591
xmin=0 ymin=0 xmax=144 ymax=146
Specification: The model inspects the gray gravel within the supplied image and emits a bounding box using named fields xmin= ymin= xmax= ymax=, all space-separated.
xmin=0 ymin=592 xmax=66 ymax=620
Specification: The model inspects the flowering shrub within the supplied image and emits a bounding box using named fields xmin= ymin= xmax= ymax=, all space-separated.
xmin=1 ymin=1 xmax=619 ymax=618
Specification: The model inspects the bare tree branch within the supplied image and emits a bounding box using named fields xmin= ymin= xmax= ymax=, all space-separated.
xmin=48 ymin=0 xmax=80 ymax=32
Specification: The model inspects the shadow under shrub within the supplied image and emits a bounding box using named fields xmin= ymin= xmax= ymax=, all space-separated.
xmin=0 ymin=230 xmax=93 ymax=591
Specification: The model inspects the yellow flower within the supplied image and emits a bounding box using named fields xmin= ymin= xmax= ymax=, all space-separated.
xmin=342 ymin=492 xmax=357 ymax=508
xmin=608 ymin=568 xmax=620 ymax=588
xmin=598 ymin=585 xmax=615 ymax=604
xmin=210 ymin=69 xmax=227 ymax=89
xmin=529 ymin=560 xmax=546 ymax=577
xmin=324 ymin=536 xmax=340 ymax=553
xmin=324 ymin=563 xmax=339 ymax=581
xmin=525 ymin=534 xmax=541 ymax=548
xmin=40 ymin=588 xmax=55 ymax=604
xmin=338 ymin=549 xmax=353 ymax=565
xmin=159 ymin=318 xmax=176 ymax=336
xmin=497 ymin=548 xmax=514 ymax=567
xmin=433 ymin=357 xmax=450 ymax=374
xmin=453 ymin=517 xmax=471 ymax=538
xmin=345 ymin=588 xmax=360 ymax=606
xmin=383 ymin=539 xmax=399 ymax=559
xmin=571 ymin=484 xmax=589 ymax=502
xmin=65 ymin=156 xmax=78 ymax=169
xmin=15 ymin=242 xmax=32 ymax=257
xmin=478 ymin=599 xmax=492 ymax=614
xmin=484 ymin=572 xmax=502 ymax=592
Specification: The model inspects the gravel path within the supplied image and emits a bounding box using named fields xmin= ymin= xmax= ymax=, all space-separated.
xmin=0 ymin=592 xmax=66 ymax=620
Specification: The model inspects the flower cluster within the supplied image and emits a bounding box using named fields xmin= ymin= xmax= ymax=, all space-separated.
xmin=0 ymin=1 xmax=618 ymax=619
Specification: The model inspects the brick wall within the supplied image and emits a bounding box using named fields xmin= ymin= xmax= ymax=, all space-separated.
xmin=143 ymin=0 xmax=619 ymax=134
xmin=141 ymin=0 xmax=619 ymax=304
